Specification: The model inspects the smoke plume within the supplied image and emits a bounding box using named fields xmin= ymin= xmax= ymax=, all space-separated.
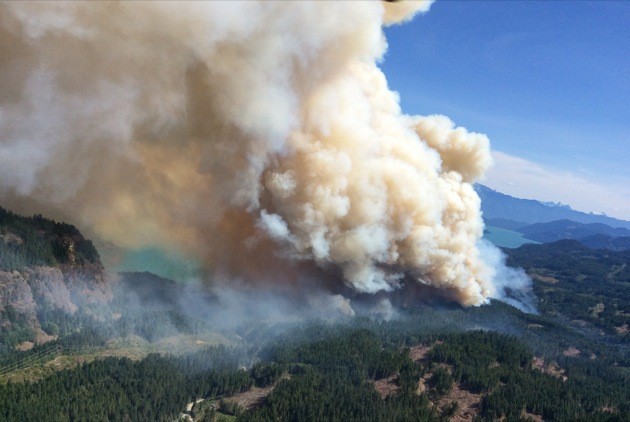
xmin=0 ymin=1 xmax=525 ymax=308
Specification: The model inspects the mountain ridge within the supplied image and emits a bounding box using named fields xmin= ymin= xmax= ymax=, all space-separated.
xmin=518 ymin=219 xmax=630 ymax=243
xmin=476 ymin=184 xmax=630 ymax=230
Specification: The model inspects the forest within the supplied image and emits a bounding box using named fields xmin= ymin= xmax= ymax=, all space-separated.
xmin=0 ymin=207 xmax=628 ymax=421
xmin=505 ymin=240 xmax=630 ymax=336
xmin=0 ymin=206 xmax=100 ymax=271
xmin=0 ymin=318 xmax=627 ymax=421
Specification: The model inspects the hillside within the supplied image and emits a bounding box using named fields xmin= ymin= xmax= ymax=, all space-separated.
xmin=0 ymin=207 xmax=101 ymax=271
xmin=580 ymin=234 xmax=630 ymax=252
xmin=476 ymin=184 xmax=630 ymax=230
xmin=0 ymin=206 xmax=110 ymax=350
xmin=1 ymin=309 xmax=627 ymax=421
xmin=504 ymin=240 xmax=630 ymax=337
xmin=0 ymin=206 xmax=628 ymax=421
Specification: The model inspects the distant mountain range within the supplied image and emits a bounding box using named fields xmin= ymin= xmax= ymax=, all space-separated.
xmin=515 ymin=219 xmax=630 ymax=243
xmin=477 ymin=185 xmax=630 ymax=251
xmin=475 ymin=184 xmax=630 ymax=230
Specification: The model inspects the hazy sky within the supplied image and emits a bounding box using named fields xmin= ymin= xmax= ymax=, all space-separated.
xmin=382 ymin=0 xmax=630 ymax=220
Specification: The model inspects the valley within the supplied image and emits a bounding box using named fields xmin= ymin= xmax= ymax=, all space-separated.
xmin=0 ymin=199 xmax=628 ymax=421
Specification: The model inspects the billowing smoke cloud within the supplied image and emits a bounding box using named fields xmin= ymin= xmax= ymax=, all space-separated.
xmin=0 ymin=1 xmax=524 ymax=308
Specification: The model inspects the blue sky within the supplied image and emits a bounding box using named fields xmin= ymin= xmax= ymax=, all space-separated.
xmin=382 ymin=0 xmax=630 ymax=220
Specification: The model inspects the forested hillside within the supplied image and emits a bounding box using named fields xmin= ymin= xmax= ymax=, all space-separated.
xmin=0 ymin=317 xmax=627 ymax=421
xmin=0 ymin=206 xmax=628 ymax=421
xmin=580 ymin=234 xmax=630 ymax=252
xmin=0 ymin=206 xmax=110 ymax=351
xmin=0 ymin=206 xmax=100 ymax=271
xmin=505 ymin=240 xmax=630 ymax=337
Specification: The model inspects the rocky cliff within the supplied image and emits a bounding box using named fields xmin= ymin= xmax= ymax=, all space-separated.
xmin=0 ymin=206 xmax=111 ymax=347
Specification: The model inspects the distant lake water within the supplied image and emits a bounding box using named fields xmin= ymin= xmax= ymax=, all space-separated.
xmin=483 ymin=226 xmax=540 ymax=249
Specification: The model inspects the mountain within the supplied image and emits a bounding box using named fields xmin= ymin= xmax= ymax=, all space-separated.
xmin=517 ymin=219 xmax=630 ymax=243
xmin=0 ymin=206 xmax=110 ymax=349
xmin=475 ymin=184 xmax=630 ymax=230
xmin=579 ymin=234 xmax=630 ymax=251
xmin=114 ymin=271 xmax=183 ymax=309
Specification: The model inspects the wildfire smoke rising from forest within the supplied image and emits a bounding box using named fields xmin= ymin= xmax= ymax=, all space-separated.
xmin=0 ymin=1 xmax=529 ymax=310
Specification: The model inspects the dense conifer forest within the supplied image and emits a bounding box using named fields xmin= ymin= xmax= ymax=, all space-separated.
xmin=0 ymin=318 xmax=627 ymax=421
xmin=505 ymin=240 xmax=630 ymax=336
xmin=0 ymin=206 xmax=100 ymax=270
xmin=0 ymin=206 xmax=628 ymax=421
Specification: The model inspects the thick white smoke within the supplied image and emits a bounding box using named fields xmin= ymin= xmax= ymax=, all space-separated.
xmin=477 ymin=240 xmax=537 ymax=314
xmin=0 ymin=1 xmax=524 ymax=308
